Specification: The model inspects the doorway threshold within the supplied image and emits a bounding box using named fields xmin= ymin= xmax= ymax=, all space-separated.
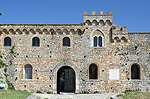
xmin=60 ymin=92 xmax=74 ymax=95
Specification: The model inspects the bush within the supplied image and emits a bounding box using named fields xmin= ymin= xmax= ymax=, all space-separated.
xmin=0 ymin=76 xmax=3 ymax=79
xmin=80 ymin=91 xmax=89 ymax=94
xmin=117 ymin=94 xmax=123 ymax=97
xmin=0 ymin=59 xmax=6 ymax=68
xmin=125 ymin=89 xmax=132 ymax=93
xmin=47 ymin=92 xmax=52 ymax=94
xmin=36 ymin=91 xmax=42 ymax=93
xmin=124 ymin=89 xmax=133 ymax=95
xmin=94 ymin=91 xmax=99 ymax=93
xmin=4 ymin=68 xmax=7 ymax=73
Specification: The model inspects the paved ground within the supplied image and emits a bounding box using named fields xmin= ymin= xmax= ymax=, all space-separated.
xmin=27 ymin=93 xmax=119 ymax=99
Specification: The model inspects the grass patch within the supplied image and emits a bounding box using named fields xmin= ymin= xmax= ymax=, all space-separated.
xmin=118 ymin=91 xmax=150 ymax=99
xmin=0 ymin=90 xmax=31 ymax=99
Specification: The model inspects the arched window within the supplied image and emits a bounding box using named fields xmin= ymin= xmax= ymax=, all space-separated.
xmin=93 ymin=36 xmax=97 ymax=47
xmin=98 ymin=36 xmax=102 ymax=47
xmin=24 ymin=64 xmax=32 ymax=79
xmin=131 ymin=64 xmax=140 ymax=79
xmin=32 ymin=37 xmax=40 ymax=46
xmin=93 ymin=36 xmax=103 ymax=47
xmin=4 ymin=37 xmax=11 ymax=46
xmin=89 ymin=64 xmax=98 ymax=79
xmin=91 ymin=30 xmax=105 ymax=48
xmin=63 ymin=37 xmax=70 ymax=47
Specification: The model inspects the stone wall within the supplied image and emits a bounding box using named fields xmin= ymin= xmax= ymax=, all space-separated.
xmin=0 ymin=11 xmax=149 ymax=93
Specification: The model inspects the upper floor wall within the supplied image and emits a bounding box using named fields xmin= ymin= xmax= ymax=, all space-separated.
xmin=2 ymin=11 xmax=150 ymax=50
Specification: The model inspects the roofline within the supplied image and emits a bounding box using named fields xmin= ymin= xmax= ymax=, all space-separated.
xmin=0 ymin=24 xmax=83 ymax=26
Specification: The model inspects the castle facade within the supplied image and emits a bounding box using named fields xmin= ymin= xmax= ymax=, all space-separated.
xmin=0 ymin=11 xmax=150 ymax=93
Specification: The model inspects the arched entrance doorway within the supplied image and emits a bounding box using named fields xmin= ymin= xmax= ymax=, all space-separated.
xmin=57 ymin=66 xmax=75 ymax=94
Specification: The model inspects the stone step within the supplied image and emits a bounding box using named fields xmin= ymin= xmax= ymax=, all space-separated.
xmin=60 ymin=92 xmax=74 ymax=95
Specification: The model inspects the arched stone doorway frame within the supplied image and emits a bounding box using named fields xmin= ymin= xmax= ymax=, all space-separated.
xmin=53 ymin=62 xmax=80 ymax=93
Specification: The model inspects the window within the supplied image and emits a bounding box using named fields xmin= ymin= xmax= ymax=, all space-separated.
xmin=89 ymin=64 xmax=98 ymax=79
xmin=32 ymin=37 xmax=40 ymax=46
xmin=24 ymin=64 xmax=32 ymax=79
xmin=91 ymin=29 xmax=105 ymax=48
xmin=4 ymin=37 xmax=11 ymax=46
xmin=131 ymin=64 xmax=140 ymax=79
xmin=98 ymin=36 xmax=102 ymax=47
xmin=63 ymin=37 xmax=70 ymax=47
xmin=93 ymin=36 xmax=97 ymax=47
xmin=93 ymin=36 xmax=102 ymax=47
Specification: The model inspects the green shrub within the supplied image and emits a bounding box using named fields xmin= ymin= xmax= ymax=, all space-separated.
xmin=47 ymin=92 xmax=52 ymax=94
xmin=4 ymin=68 xmax=7 ymax=73
xmin=36 ymin=91 xmax=42 ymax=93
xmin=0 ymin=55 xmax=3 ymax=58
xmin=94 ymin=91 xmax=99 ymax=93
xmin=0 ymin=59 xmax=6 ymax=68
xmin=117 ymin=94 xmax=123 ymax=97
xmin=9 ymin=60 xmax=12 ymax=65
xmin=80 ymin=91 xmax=89 ymax=94
xmin=125 ymin=89 xmax=133 ymax=95
xmin=125 ymin=89 xmax=132 ymax=93
xmin=0 ymin=76 xmax=3 ymax=79
xmin=0 ymin=80 xmax=4 ymax=83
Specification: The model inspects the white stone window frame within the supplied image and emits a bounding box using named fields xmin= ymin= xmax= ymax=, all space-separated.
xmin=90 ymin=29 xmax=105 ymax=48
xmin=92 ymin=35 xmax=104 ymax=47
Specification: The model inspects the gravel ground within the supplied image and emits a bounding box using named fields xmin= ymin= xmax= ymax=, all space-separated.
xmin=27 ymin=93 xmax=119 ymax=99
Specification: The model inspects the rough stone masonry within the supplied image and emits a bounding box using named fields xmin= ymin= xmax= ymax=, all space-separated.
xmin=0 ymin=11 xmax=149 ymax=93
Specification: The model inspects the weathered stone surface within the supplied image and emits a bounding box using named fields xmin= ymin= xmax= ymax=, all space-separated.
xmin=0 ymin=11 xmax=149 ymax=93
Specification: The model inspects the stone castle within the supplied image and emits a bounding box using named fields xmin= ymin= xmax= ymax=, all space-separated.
xmin=0 ymin=11 xmax=149 ymax=93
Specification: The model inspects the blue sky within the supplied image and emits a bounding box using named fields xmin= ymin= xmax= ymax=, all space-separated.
xmin=0 ymin=0 xmax=150 ymax=32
